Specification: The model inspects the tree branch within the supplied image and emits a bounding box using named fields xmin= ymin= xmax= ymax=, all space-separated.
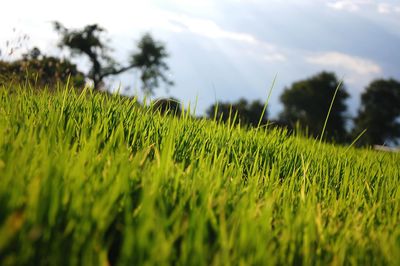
xmin=100 ymin=64 xmax=136 ymax=79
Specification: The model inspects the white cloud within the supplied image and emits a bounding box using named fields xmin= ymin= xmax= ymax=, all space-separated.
xmin=167 ymin=15 xmax=258 ymax=44
xmin=326 ymin=0 xmax=371 ymax=12
xmin=327 ymin=1 xmax=360 ymax=11
xmin=377 ymin=3 xmax=391 ymax=13
xmin=327 ymin=0 xmax=400 ymax=15
xmin=376 ymin=3 xmax=400 ymax=14
xmin=164 ymin=13 xmax=286 ymax=61
xmin=306 ymin=51 xmax=381 ymax=76
xmin=305 ymin=52 xmax=383 ymax=89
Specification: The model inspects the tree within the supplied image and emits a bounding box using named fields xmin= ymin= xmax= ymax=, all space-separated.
xmin=0 ymin=47 xmax=85 ymax=88
xmin=206 ymin=98 xmax=268 ymax=127
xmin=53 ymin=22 xmax=172 ymax=93
xmin=279 ymin=72 xmax=349 ymax=142
xmin=131 ymin=34 xmax=173 ymax=95
xmin=353 ymin=79 xmax=400 ymax=146
xmin=152 ymin=98 xmax=181 ymax=116
xmin=53 ymin=22 xmax=127 ymax=90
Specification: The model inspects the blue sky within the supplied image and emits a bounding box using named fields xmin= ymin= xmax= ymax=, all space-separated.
xmin=1 ymin=0 xmax=399 ymax=117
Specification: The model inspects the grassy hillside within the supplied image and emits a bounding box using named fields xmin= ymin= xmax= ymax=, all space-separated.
xmin=0 ymin=85 xmax=399 ymax=265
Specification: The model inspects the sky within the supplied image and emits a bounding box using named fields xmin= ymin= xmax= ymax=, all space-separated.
xmin=1 ymin=0 xmax=399 ymax=118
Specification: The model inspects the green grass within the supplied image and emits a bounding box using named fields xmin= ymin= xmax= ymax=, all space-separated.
xmin=0 ymin=84 xmax=399 ymax=266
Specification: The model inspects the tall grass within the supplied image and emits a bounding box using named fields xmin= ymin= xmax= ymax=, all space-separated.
xmin=0 ymin=84 xmax=399 ymax=265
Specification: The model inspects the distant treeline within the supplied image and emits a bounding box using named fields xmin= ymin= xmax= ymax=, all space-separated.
xmin=196 ymin=72 xmax=399 ymax=147
xmin=1 ymin=22 xmax=399 ymax=147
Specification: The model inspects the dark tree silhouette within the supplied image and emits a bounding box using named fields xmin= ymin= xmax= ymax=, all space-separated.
xmin=152 ymin=98 xmax=181 ymax=116
xmin=353 ymin=79 xmax=400 ymax=146
xmin=53 ymin=22 xmax=121 ymax=89
xmin=53 ymin=22 xmax=172 ymax=93
xmin=206 ymin=98 xmax=268 ymax=127
xmin=130 ymin=34 xmax=173 ymax=95
xmin=0 ymin=47 xmax=85 ymax=88
xmin=279 ymin=72 xmax=349 ymax=142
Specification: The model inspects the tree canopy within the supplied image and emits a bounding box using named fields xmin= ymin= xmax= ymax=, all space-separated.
xmin=131 ymin=34 xmax=173 ymax=95
xmin=353 ymin=79 xmax=400 ymax=146
xmin=53 ymin=22 xmax=172 ymax=93
xmin=53 ymin=22 xmax=128 ymax=90
xmin=0 ymin=47 xmax=85 ymax=88
xmin=279 ymin=72 xmax=349 ymax=142
xmin=206 ymin=98 xmax=268 ymax=127
xmin=152 ymin=97 xmax=181 ymax=116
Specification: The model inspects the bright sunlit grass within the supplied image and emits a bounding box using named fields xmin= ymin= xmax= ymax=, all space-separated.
xmin=0 ymin=84 xmax=399 ymax=265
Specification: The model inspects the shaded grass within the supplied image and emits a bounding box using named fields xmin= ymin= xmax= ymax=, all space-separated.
xmin=0 ymin=84 xmax=399 ymax=265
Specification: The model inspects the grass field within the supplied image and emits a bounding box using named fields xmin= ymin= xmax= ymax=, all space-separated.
xmin=0 ymin=84 xmax=399 ymax=265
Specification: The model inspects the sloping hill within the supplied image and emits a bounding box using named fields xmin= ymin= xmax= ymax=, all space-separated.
xmin=0 ymin=85 xmax=399 ymax=265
